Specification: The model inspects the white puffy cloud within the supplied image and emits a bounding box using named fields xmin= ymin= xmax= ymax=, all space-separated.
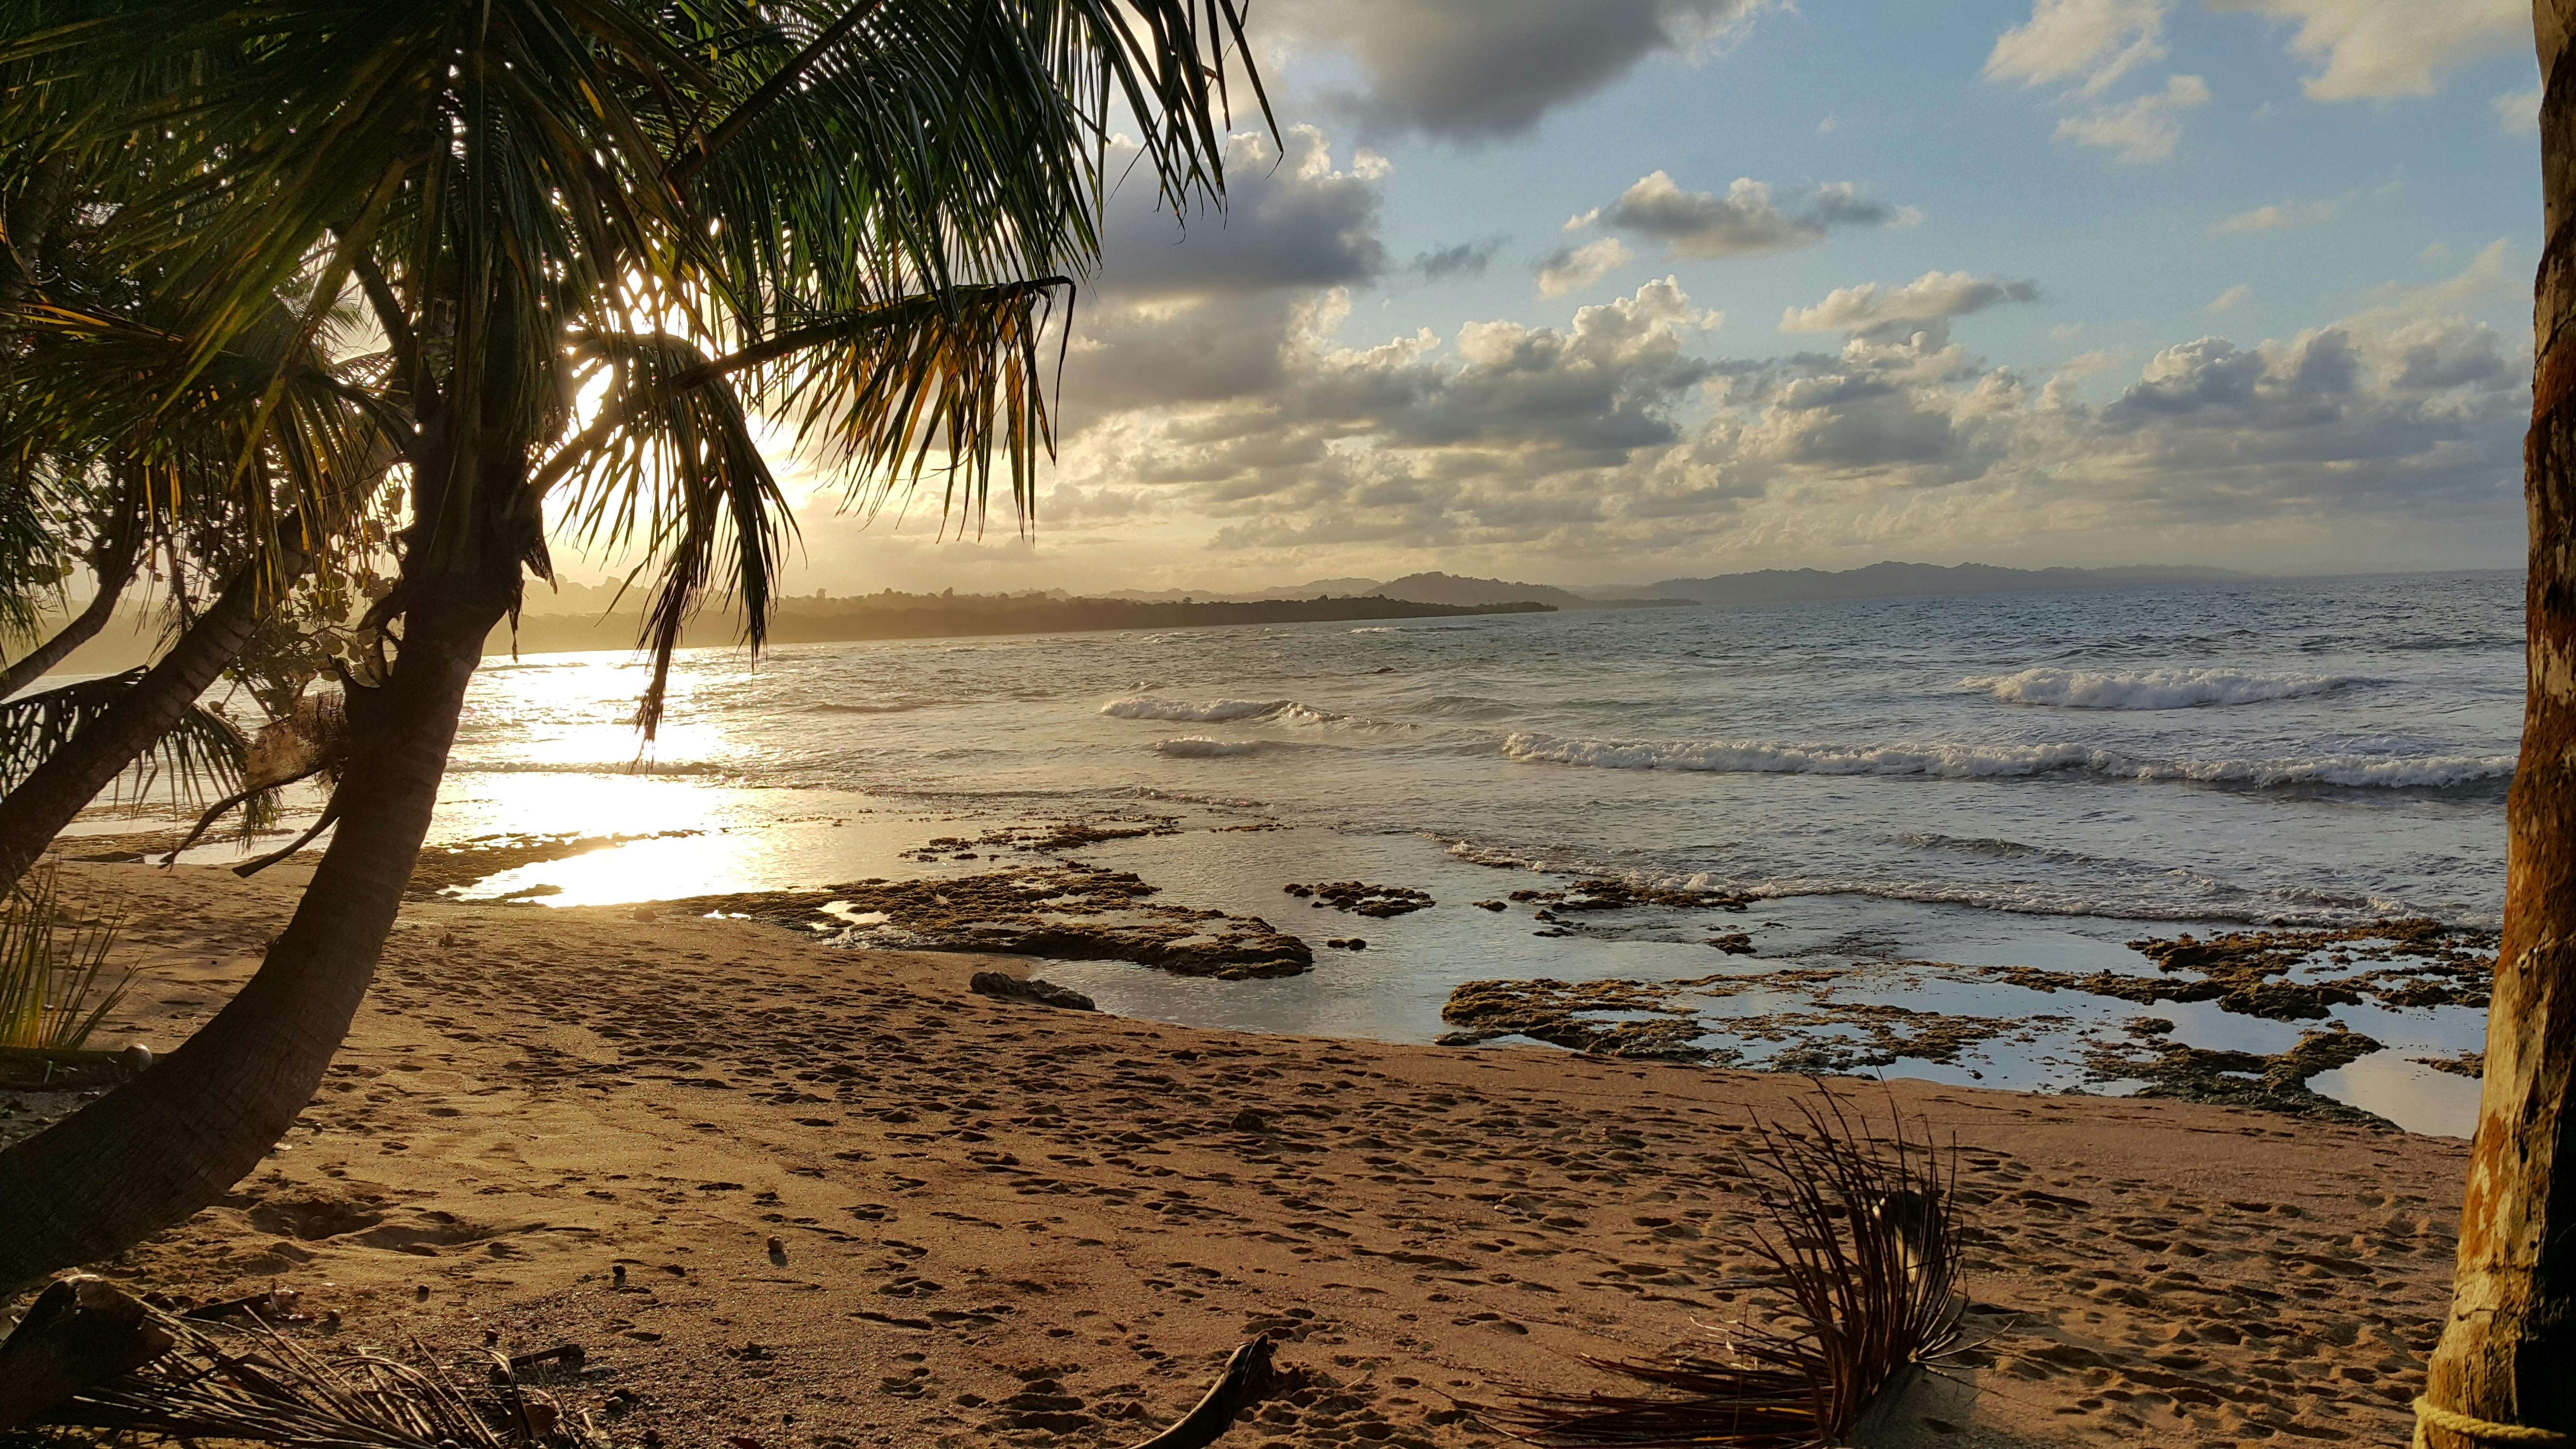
xmin=2215 ymin=197 xmax=2343 ymax=234
xmin=1036 ymin=241 xmax=2523 ymax=578
xmin=1271 ymin=0 xmax=1766 ymax=141
xmin=1984 ymin=0 xmax=2168 ymax=95
xmin=2209 ymin=0 xmax=2525 ymax=101
xmin=1599 ymin=172 xmax=1912 ymax=259
xmin=1536 ymin=239 xmax=1635 ymax=298
xmin=1779 ymin=272 xmax=2043 ymax=338
xmin=2055 ymin=73 xmax=2208 ymax=162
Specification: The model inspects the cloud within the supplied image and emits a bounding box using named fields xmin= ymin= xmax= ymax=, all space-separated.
xmin=1044 ymin=241 xmax=2522 ymax=578
xmin=1095 ymin=126 xmax=1384 ymax=299
xmin=2055 ymin=73 xmax=2208 ymax=162
xmin=2495 ymin=87 xmax=2541 ymax=136
xmin=2215 ymin=197 xmax=2343 ymax=234
xmin=2207 ymin=284 xmax=2252 ymax=313
xmin=1413 ymin=239 xmax=1504 ymax=282
xmin=2208 ymin=0 xmax=2524 ymax=101
xmin=1984 ymin=0 xmax=2168 ymax=96
xmin=1600 ymin=171 xmax=1912 ymax=259
xmin=1536 ymin=238 xmax=1635 ymax=298
xmin=1274 ymin=0 xmax=1766 ymax=141
xmin=1780 ymin=272 xmax=2043 ymax=338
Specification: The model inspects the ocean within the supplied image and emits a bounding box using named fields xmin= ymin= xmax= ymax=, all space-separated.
xmin=343 ymin=572 xmax=2527 ymax=1133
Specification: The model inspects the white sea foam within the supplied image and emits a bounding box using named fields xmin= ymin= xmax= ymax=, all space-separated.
xmin=1152 ymin=737 xmax=1264 ymax=757
xmin=1102 ymin=695 xmax=1287 ymax=722
xmin=1500 ymin=732 xmax=2512 ymax=789
xmin=1966 ymin=666 xmax=2351 ymax=709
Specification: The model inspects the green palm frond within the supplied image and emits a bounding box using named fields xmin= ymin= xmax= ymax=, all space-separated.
xmin=7 ymin=0 xmax=1266 ymax=748
xmin=0 ymin=860 xmax=127 ymax=1052
xmin=0 ymin=670 xmax=247 ymax=801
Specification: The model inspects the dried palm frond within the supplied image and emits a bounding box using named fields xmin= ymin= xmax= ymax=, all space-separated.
xmin=35 ymin=1307 xmax=587 ymax=1449
xmin=0 ymin=862 xmax=128 ymax=1052
xmin=160 ymin=687 xmax=350 ymax=862
xmin=27 ymin=1298 xmax=1287 ymax=1449
xmin=1477 ymin=1094 xmax=1967 ymax=1447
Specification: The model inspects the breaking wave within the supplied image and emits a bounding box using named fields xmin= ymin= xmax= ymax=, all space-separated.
xmin=1102 ymin=695 xmax=1289 ymax=722
xmin=1499 ymin=731 xmax=2512 ymax=790
xmin=1966 ymin=666 xmax=2353 ymax=709
xmin=1152 ymin=737 xmax=1265 ymax=758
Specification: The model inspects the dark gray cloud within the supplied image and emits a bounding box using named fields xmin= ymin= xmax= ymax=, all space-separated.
xmin=1413 ymin=238 xmax=1503 ymax=282
xmin=1277 ymin=0 xmax=1765 ymax=141
xmin=1780 ymin=271 xmax=2044 ymax=338
xmin=1597 ymin=172 xmax=1911 ymax=259
xmin=1093 ymin=127 xmax=1384 ymax=299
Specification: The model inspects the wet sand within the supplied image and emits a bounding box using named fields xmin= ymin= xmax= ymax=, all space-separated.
xmin=21 ymin=861 xmax=2468 ymax=1447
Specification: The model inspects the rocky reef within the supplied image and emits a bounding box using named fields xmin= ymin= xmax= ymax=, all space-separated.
xmin=679 ymin=864 xmax=1314 ymax=980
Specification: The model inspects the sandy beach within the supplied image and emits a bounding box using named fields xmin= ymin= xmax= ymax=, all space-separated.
xmin=12 ymin=859 xmax=2467 ymax=1448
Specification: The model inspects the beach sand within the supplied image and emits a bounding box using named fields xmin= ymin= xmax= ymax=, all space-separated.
xmin=13 ymin=861 xmax=2467 ymax=1447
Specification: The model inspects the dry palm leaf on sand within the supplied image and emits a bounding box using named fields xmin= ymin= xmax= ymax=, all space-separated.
xmin=2 ymin=1276 xmax=1287 ymax=1449
xmin=1475 ymin=1095 xmax=1969 ymax=1448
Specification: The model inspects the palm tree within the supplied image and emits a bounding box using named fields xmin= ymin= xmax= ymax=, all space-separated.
xmin=0 ymin=217 xmax=400 ymax=886
xmin=2418 ymin=14 xmax=2576 ymax=1443
xmin=0 ymin=0 xmax=1259 ymax=1286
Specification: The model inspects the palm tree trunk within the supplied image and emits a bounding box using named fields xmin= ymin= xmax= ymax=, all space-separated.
xmin=0 ymin=558 xmax=268 ymax=890
xmin=2418 ymin=6 xmax=2576 ymax=1441
xmin=0 ymin=509 xmax=144 ymax=704
xmin=0 ymin=569 xmax=509 ymax=1288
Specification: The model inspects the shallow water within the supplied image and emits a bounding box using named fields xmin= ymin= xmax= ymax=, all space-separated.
xmin=255 ymin=572 xmax=2527 ymax=1134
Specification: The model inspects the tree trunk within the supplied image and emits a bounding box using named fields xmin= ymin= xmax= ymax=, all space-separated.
xmin=0 ymin=558 xmax=268 ymax=890
xmin=0 ymin=504 xmax=144 ymax=703
xmin=0 ymin=567 xmax=510 ymax=1288
xmin=2418 ymin=4 xmax=2576 ymax=1441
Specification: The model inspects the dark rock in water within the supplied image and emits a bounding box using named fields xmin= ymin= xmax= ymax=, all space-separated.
xmin=1303 ymin=881 xmax=1433 ymax=917
xmin=1473 ymin=900 xmax=1507 ymax=912
xmin=1981 ymin=920 xmax=2497 ymax=1023
xmin=1440 ymin=978 xmax=1712 ymax=1061
xmin=2414 ymin=1050 xmax=2483 ymax=1078
xmin=2086 ymin=1024 xmax=2394 ymax=1127
xmin=678 ymin=864 xmax=1313 ymax=979
xmin=970 ymin=972 xmax=1097 ymax=1011
xmin=1707 ymin=932 xmax=1755 ymax=955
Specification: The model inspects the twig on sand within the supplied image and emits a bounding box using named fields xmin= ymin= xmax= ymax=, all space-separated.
xmin=1468 ymin=1091 xmax=1969 ymax=1448
xmin=1127 ymin=1336 xmax=1282 ymax=1449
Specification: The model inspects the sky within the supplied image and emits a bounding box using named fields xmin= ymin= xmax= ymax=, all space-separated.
xmin=738 ymin=0 xmax=2546 ymax=595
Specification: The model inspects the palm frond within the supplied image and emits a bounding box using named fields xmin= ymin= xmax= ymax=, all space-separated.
xmin=0 ymin=669 xmax=247 ymax=801
xmin=1476 ymin=1096 xmax=1967 ymax=1448
xmin=0 ymin=860 xmax=128 ymax=1052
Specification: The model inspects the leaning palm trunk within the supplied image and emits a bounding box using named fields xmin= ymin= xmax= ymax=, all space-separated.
xmin=0 ymin=564 xmax=506 ymax=1287
xmin=2418 ymin=5 xmax=2576 ymax=1442
xmin=0 ymin=500 xmax=143 ymax=703
xmin=0 ymin=553 xmax=271 ymax=893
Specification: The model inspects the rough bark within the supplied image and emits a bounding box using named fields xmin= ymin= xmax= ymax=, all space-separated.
xmin=2419 ymin=3 xmax=2576 ymax=1441
xmin=0 ymin=563 xmax=511 ymax=1288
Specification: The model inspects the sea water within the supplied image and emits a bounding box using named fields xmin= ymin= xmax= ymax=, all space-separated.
xmin=416 ymin=571 xmax=2521 ymax=1134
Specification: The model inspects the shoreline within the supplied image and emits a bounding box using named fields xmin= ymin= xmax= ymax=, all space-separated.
xmin=21 ymin=860 xmax=2468 ymax=1448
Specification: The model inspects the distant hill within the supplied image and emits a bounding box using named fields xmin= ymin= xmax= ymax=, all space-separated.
xmin=483 ymin=592 xmax=1550 ymax=656
xmin=1641 ymin=561 xmax=2252 ymax=607
xmin=1373 ymin=571 xmax=1694 ymax=611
